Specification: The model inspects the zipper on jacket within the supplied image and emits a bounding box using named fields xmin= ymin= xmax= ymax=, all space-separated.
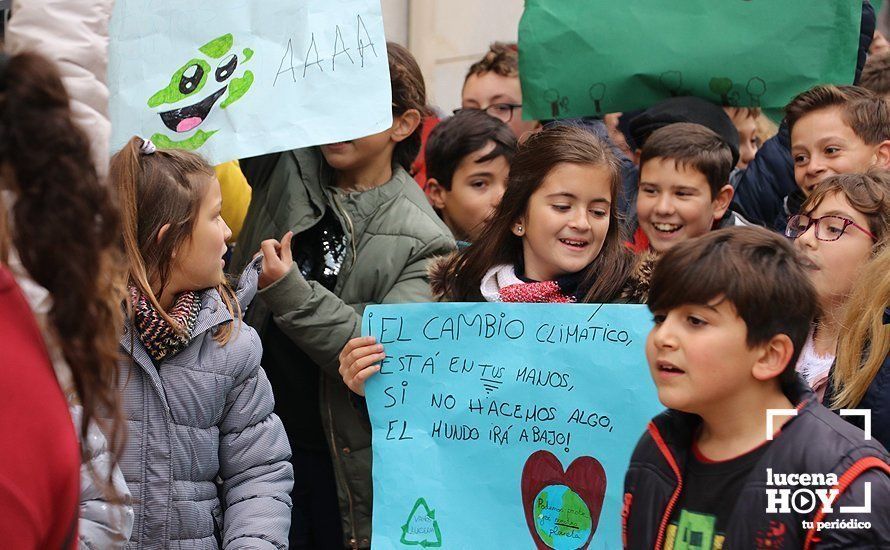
xmin=327 ymin=384 xmax=359 ymax=548
xmin=331 ymin=191 xmax=358 ymax=269
xmin=648 ymin=422 xmax=684 ymax=550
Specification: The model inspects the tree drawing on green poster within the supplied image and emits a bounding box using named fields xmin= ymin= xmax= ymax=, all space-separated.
xmin=400 ymin=497 xmax=442 ymax=547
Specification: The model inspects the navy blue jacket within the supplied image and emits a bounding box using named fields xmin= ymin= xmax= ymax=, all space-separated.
xmin=623 ymin=377 xmax=890 ymax=549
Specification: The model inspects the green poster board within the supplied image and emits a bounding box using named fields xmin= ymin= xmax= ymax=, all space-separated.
xmin=518 ymin=0 xmax=862 ymax=120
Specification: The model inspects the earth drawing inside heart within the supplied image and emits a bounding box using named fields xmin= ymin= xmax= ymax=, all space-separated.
xmin=521 ymin=450 xmax=607 ymax=549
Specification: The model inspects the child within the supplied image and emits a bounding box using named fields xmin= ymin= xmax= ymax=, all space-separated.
xmin=828 ymin=245 xmax=890 ymax=449
xmin=0 ymin=49 xmax=129 ymax=548
xmin=736 ymin=85 xmax=890 ymax=232
xmin=788 ymin=86 xmax=890 ymax=196
xmin=785 ymin=172 xmax=890 ymax=400
xmin=425 ymin=109 xmax=516 ymax=245
xmin=110 ymin=137 xmax=293 ymax=547
xmin=340 ymin=124 xmax=651 ymax=395
xmin=724 ymin=107 xmax=761 ymax=170
xmin=623 ymin=226 xmax=890 ymax=549
xmin=460 ymin=42 xmax=540 ymax=139
xmin=859 ymin=52 xmax=890 ymax=99
xmin=630 ymin=123 xmax=738 ymax=254
xmin=232 ymin=43 xmax=455 ymax=549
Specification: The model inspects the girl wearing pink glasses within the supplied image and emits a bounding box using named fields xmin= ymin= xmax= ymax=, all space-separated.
xmin=785 ymin=172 xmax=890 ymax=399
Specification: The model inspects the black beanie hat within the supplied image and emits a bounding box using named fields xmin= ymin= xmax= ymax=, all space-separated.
xmin=628 ymin=96 xmax=740 ymax=167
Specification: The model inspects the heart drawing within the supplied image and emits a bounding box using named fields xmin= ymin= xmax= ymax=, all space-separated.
xmin=521 ymin=450 xmax=607 ymax=549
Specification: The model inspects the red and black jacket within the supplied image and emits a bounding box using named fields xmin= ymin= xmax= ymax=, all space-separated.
xmin=622 ymin=378 xmax=890 ymax=549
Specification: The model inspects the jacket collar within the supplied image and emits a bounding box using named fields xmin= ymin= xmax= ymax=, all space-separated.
xmin=120 ymin=256 xmax=261 ymax=374
xmin=650 ymin=375 xmax=817 ymax=468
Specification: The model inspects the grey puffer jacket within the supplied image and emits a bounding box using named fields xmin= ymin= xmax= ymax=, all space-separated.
xmin=118 ymin=260 xmax=293 ymax=549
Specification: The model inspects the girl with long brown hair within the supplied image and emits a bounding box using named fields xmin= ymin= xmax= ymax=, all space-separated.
xmin=340 ymin=124 xmax=648 ymax=392
xmin=0 ymin=50 xmax=129 ymax=546
xmin=110 ymin=137 xmax=293 ymax=547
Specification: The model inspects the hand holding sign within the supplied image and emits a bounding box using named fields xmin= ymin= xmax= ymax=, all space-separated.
xmin=339 ymin=336 xmax=385 ymax=396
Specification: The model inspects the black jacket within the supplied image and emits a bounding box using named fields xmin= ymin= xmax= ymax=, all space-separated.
xmin=622 ymin=378 xmax=890 ymax=549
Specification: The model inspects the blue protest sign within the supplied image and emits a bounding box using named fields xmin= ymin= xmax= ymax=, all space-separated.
xmin=364 ymin=303 xmax=661 ymax=549
xmin=108 ymin=0 xmax=392 ymax=165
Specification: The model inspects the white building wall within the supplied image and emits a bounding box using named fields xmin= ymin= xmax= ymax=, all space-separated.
xmin=382 ymin=0 xmax=524 ymax=114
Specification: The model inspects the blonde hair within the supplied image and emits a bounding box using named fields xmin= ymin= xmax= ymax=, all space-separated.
xmin=110 ymin=137 xmax=241 ymax=345
xmin=832 ymin=247 xmax=890 ymax=408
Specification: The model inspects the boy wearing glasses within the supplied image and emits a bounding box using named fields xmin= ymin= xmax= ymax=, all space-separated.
xmin=459 ymin=42 xmax=541 ymax=139
xmin=425 ymin=109 xmax=516 ymax=244
xmin=623 ymin=226 xmax=890 ymax=549
xmin=785 ymin=172 xmax=890 ymax=399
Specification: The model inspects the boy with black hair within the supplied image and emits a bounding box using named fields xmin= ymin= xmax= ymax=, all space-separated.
xmin=425 ymin=109 xmax=516 ymax=244
xmin=630 ymin=123 xmax=743 ymax=254
xmin=623 ymin=226 xmax=890 ymax=549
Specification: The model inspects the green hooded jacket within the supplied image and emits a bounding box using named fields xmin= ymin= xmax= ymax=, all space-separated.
xmin=231 ymin=147 xmax=455 ymax=548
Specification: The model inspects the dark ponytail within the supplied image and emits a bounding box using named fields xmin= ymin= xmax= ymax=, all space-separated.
xmin=0 ymin=51 xmax=126 ymax=500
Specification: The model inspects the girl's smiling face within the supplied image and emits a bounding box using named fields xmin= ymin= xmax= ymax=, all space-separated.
xmin=514 ymin=163 xmax=612 ymax=281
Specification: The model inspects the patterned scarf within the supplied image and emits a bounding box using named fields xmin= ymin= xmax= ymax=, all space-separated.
xmin=129 ymin=286 xmax=202 ymax=362
xmin=480 ymin=264 xmax=585 ymax=303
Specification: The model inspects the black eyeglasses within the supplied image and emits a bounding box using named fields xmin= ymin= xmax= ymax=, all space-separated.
xmin=785 ymin=214 xmax=876 ymax=242
xmin=453 ymin=103 xmax=523 ymax=123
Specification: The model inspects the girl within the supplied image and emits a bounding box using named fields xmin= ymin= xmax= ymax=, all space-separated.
xmin=785 ymin=172 xmax=890 ymax=400
xmin=0 ymin=51 xmax=130 ymax=547
xmin=110 ymin=137 xmax=293 ymax=548
xmin=340 ymin=124 xmax=650 ymax=394
xmin=828 ymin=246 xmax=890 ymax=448
xmin=231 ymin=43 xmax=455 ymax=549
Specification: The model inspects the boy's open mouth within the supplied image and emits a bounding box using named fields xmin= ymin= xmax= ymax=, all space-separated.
xmin=159 ymin=86 xmax=227 ymax=133
xmin=657 ymin=361 xmax=685 ymax=374
xmin=652 ymin=222 xmax=682 ymax=234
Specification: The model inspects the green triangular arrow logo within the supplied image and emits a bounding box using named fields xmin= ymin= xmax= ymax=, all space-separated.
xmin=400 ymin=497 xmax=442 ymax=547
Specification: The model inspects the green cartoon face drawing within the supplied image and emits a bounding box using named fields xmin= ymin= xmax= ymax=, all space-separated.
xmin=147 ymin=33 xmax=255 ymax=150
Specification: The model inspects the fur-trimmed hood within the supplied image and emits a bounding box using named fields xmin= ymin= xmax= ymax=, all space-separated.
xmin=427 ymin=250 xmax=657 ymax=304
xmin=428 ymin=252 xmax=460 ymax=301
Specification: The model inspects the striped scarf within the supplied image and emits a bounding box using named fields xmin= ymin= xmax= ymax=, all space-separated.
xmin=129 ymin=286 xmax=201 ymax=362
xmin=480 ymin=264 xmax=584 ymax=303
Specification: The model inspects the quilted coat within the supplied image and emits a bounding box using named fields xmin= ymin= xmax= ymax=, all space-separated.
xmin=118 ymin=260 xmax=294 ymax=549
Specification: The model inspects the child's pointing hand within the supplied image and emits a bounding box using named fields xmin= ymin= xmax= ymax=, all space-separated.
xmin=258 ymin=231 xmax=294 ymax=288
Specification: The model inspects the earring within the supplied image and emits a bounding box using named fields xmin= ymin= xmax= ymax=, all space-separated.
xmin=516 ymin=225 xmax=524 ymax=235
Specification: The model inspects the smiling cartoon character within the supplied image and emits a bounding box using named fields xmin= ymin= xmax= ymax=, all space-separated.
xmin=148 ymin=33 xmax=254 ymax=150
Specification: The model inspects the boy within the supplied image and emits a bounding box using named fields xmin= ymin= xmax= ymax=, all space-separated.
xmin=723 ymin=107 xmax=761 ymax=170
xmin=630 ymin=123 xmax=739 ymax=254
xmin=623 ymin=227 xmax=890 ymax=549
xmin=859 ymin=52 xmax=890 ymax=98
xmin=425 ymin=109 xmax=516 ymax=244
xmin=460 ymin=42 xmax=540 ymax=139
xmin=734 ymin=85 xmax=890 ymax=232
